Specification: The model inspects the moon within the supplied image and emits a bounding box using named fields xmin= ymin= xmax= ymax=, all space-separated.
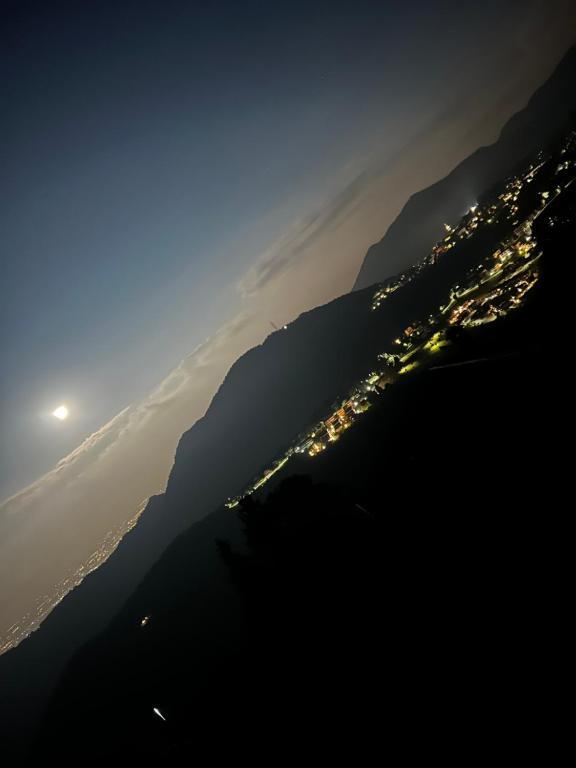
xmin=52 ymin=405 xmax=69 ymax=421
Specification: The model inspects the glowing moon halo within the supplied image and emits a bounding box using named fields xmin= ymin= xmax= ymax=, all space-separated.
xmin=52 ymin=405 xmax=69 ymax=420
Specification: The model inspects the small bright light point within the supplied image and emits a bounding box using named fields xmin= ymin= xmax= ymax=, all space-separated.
xmin=52 ymin=405 xmax=69 ymax=420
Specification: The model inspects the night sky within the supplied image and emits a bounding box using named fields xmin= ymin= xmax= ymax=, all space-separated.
xmin=0 ymin=0 xmax=574 ymax=636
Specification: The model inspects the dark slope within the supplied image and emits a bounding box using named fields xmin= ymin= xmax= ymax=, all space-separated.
xmin=0 ymin=150 xmax=526 ymax=757
xmin=1 ymin=140 xmax=554 ymax=757
xmin=353 ymin=45 xmax=576 ymax=290
xmin=0 ymin=268 xmax=458 ymax=755
xmin=31 ymin=174 xmax=568 ymax=764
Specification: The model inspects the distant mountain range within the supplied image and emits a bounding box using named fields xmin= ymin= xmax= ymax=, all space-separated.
xmin=1 ymin=44 xmax=575 ymax=760
xmin=353 ymin=46 xmax=576 ymax=290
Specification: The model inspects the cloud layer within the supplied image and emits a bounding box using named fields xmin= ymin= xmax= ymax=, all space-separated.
xmin=237 ymin=167 xmax=377 ymax=298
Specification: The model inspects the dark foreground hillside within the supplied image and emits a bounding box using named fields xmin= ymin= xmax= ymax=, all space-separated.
xmin=32 ymin=161 xmax=571 ymax=762
xmin=0 ymin=150 xmax=515 ymax=759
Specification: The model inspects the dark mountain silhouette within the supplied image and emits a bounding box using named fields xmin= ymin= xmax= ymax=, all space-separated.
xmin=353 ymin=45 xmax=576 ymax=290
xmin=28 ymin=180 xmax=569 ymax=763
xmin=0 ymin=228 xmax=496 ymax=757
xmin=0 ymin=159 xmax=526 ymax=757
